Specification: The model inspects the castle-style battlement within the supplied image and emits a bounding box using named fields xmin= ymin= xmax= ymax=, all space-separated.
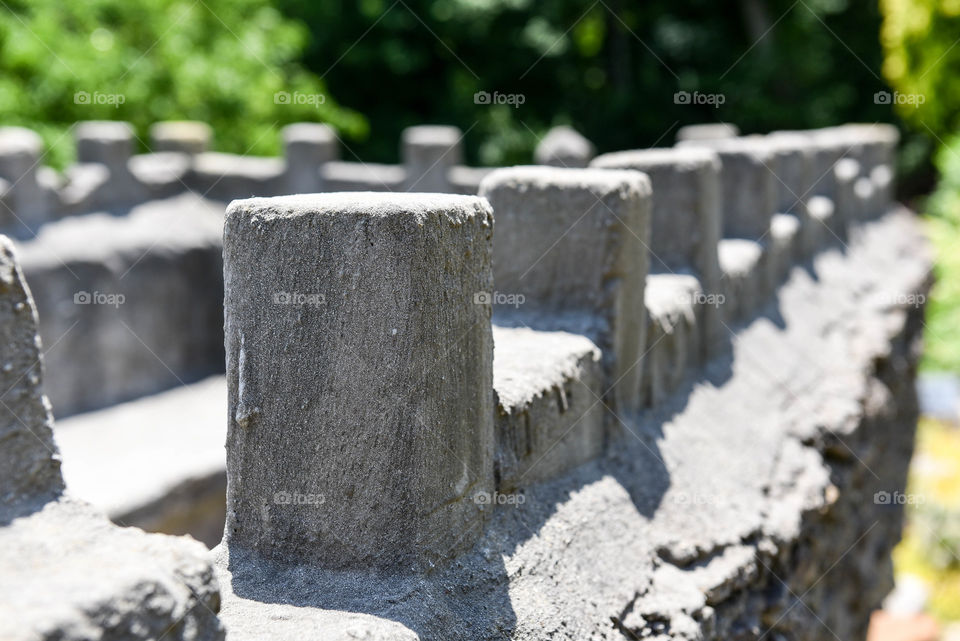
xmin=0 ymin=120 xmax=931 ymax=641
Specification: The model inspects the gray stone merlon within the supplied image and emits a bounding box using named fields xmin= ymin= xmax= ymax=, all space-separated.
xmin=402 ymin=125 xmax=463 ymax=192
xmin=678 ymin=137 xmax=777 ymax=242
xmin=534 ymin=126 xmax=596 ymax=168
xmin=479 ymin=165 xmax=651 ymax=416
xmin=0 ymin=127 xmax=51 ymax=232
xmin=151 ymin=121 xmax=213 ymax=155
xmin=590 ymin=146 xmax=724 ymax=357
xmin=0 ymin=236 xmax=64 ymax=506
xmin=222 ymin=192 xmax=495 ymax=572
xmin=675 ymin=122 xmax=739 ymax=143
xmin=282 ymin=123 xmax=339 ymax=194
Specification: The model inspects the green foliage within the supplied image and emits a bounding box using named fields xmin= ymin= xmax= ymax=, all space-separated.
xmin=0 ymin=0 xmax=365 ymax=168
xmin=275 ymin=0 xmax=896 ymax=165
xmin=880 ymin=0 xmax=960 ymax=142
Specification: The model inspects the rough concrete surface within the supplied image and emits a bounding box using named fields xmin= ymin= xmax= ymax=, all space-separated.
xmin=0 ymin=233 xmax=224 ymax=641
xmin=222 ymin=192 xmax=495 ymax=572
xmin=212 ymin=206 xmax=930 ymax=640
xmin=16 ymin=192 xmax=226 ymax=416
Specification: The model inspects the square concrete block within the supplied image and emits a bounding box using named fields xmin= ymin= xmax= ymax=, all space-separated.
xmin=223 ymin=192 xmax=495 ymax=572
xmin=479 ymin=166 xmax=651 ymax=416
xmin=401 ymin=125 xmax=462 ymax=192
xmin=282 ymin=123 xmax=339 ymax=194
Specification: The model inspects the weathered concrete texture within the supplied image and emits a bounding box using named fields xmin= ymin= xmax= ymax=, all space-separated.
xmin=57 ymin=375 xmax=227 ymax=548
xmin=642 ymin=273 xmax=702 ymax=407
xmin=0 ymin=234 xmax=224 ymax=641
xmin=150 ymin=121 xmax=212 ymax=156
xmin=0 ymin=127 xmax=54 ymax=232
xmin=675 ymin=122 xmax=739 ymax=142
xmin=282 ymin=123 xmax=339 ymax=194
xmin=0 ymin=237 xmax=63 ymax=506
xmin=492 ymin=326 xmax=603 ymax=490
xmin=402 ymin=125 xmax=462 ymax=192
xmin=534 ymin=126 xmax=596 ymax=168
xmin=768 ymin=212 xmax=802 ymax=285
xmin=16 ymin=192 xmax=226 ymax=416
xmin=717 ymin=238 xmax=765 ymax=324
xmin=321 ymin=160 xmax=406 ymax=191
xmin=223 ymin=193 xmax=495 ymax=572
xmin=479 ymin=166 xmax=651 ymax=415
xmin=678 ymin=137 xmax=777 ymax=242
xmin=590 ymin=147 xmax=723 ymax=357
xmin=213 ymin=207 xmax=929 ymax=641
xmin=0 ymin=498 xmax=224 ymax=641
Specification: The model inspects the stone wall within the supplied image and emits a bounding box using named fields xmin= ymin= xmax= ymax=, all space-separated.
xmin=0 ymin=120 xmax=932 ymax=641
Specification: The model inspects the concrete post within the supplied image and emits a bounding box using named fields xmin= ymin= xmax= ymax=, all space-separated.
xmin=150 ymin=121 xmax=212 ymax=155
xmin=678 ymin=137 xmax=777 ymax=242
xmin=0 ymin=128 xmax=48 ymax=230
xmin=222 ymin=192 xmax=495 ymax=572
xmin=479 ymin=166 xmax=650 ymax=415
xmin=74 ymin=121 xmax=145 ymax=205
xmin=401 ymin=125 xmax=462 ymax=192
xmin=282 ymin=123 xmax=339 ymax=193
xmin=590 ymin=147 xmax=723 ymax=358
xmin=534 ymin=126 xmax=596 ymax=167
xmin=0 ymin=236 xmax=64 ymax=507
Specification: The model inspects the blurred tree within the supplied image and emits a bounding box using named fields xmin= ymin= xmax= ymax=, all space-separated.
xmin=276 ymin=0 xmax=897 ymax=165
xmin=0 ymin=0 xmax=365 ymax=167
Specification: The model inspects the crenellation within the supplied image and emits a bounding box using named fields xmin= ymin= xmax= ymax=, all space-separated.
xmin=479 ymin=165 xmax=651 ymax=417
xmin=0 ymin=118 xmax=930 ymax=641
